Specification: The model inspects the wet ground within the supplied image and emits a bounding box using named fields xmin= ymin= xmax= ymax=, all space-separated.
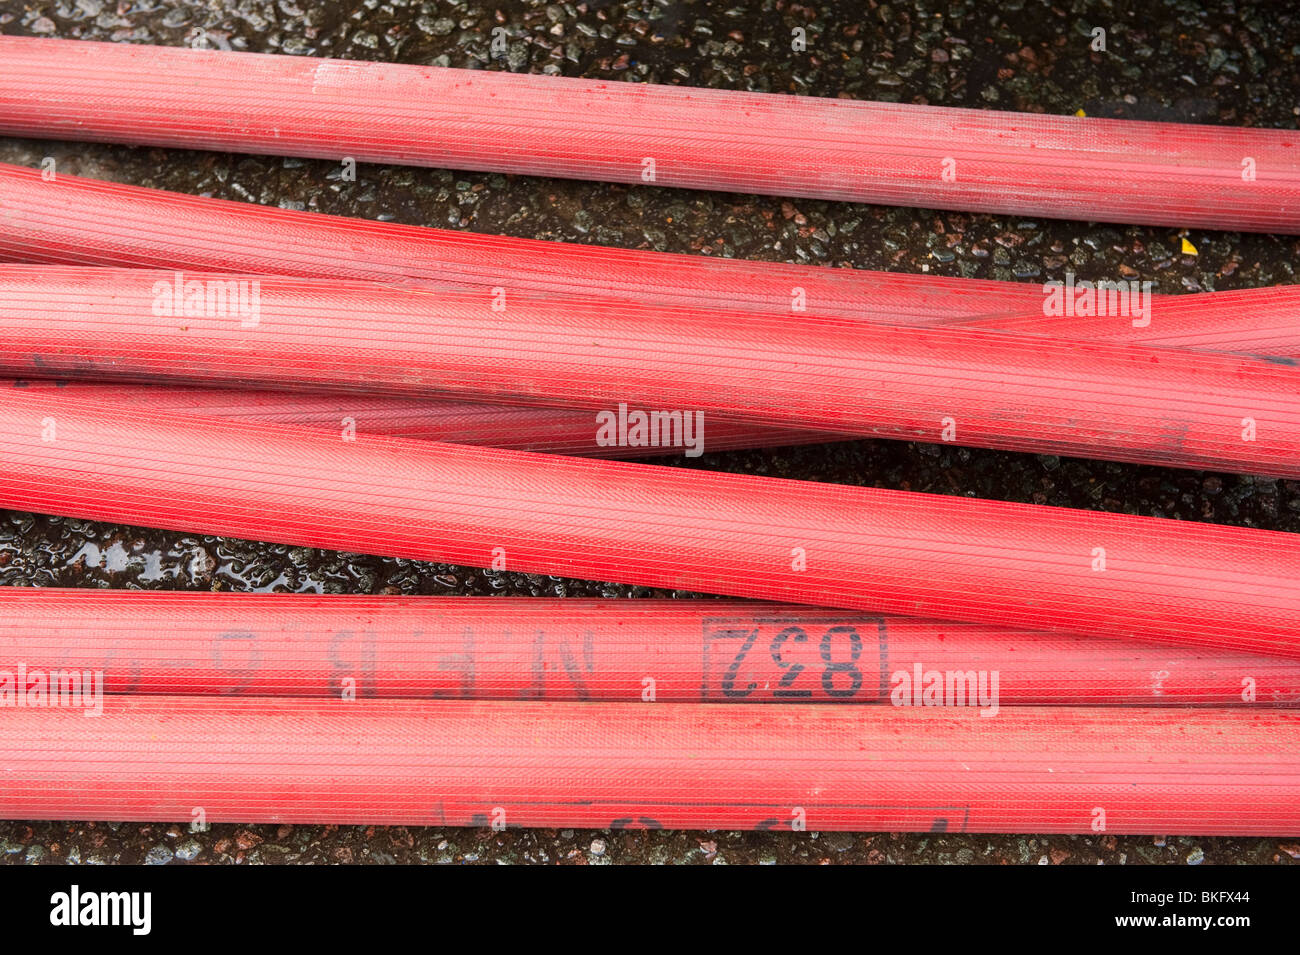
xmin=1 ymin=0 xmax=1299 ymax=864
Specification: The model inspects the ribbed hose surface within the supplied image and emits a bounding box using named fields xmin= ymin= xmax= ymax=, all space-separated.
xmin=2 ymin=389 xmax=1298 ymax=656
xmin=5 ymin=163 xmax=1295 ymax=355
xmin=1 ymin=37 xmax=1296 ymax=231
xmin=3 ymin=266 xmax=1296 ymax=476
xmin=3 ymin=590 xmax=1295 ymax=705
xmin=957 ymin=285 xmax=1300 ymax=356
xmin=0 ymin=160 xmax=1071 ymax=326
xmin=1 ymin=696 xmax=1297 ymax=833
xmin=4 ymin=36 xmax=1299 ymax=843
xmin=5 ymin=379 xmax=828 ymax=457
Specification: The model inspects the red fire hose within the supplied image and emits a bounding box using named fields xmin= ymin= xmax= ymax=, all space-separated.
xmin=0 ymin=160 xmax=1063 ymax=327
xmin=7 ymin=160 xmax=1291 ymax=355
xmin=959 ymin=284 xmax=1300 ymax=357
xmin=2 ymin=389 xmax=1298 ymax=657
xmin=0 ymin=695 xmax=1295 ymax=833
xmin=4 ymin=38 xmax=1299 ymax=845
xmin=3 ymin=265 xmax=1296 ymax=476
xmin=7 ymin=161 xmax=1293 ymax=355
xmin=1 ymin=37 xmax=1296 ymax=232
xmin=6 ymin=380 xmax=827 ymax=457
xmin=3 ymin=589 xmax=1294 ymax=706
xmin=4 ymin=162 xmax=1295 ymax=462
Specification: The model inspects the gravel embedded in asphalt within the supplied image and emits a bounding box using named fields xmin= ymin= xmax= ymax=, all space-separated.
xmin=1 ymin=0 xmax=1298 ymax=864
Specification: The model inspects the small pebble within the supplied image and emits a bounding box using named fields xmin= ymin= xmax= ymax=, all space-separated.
xmin=144 ymin=844 xmax=174 ymax=865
